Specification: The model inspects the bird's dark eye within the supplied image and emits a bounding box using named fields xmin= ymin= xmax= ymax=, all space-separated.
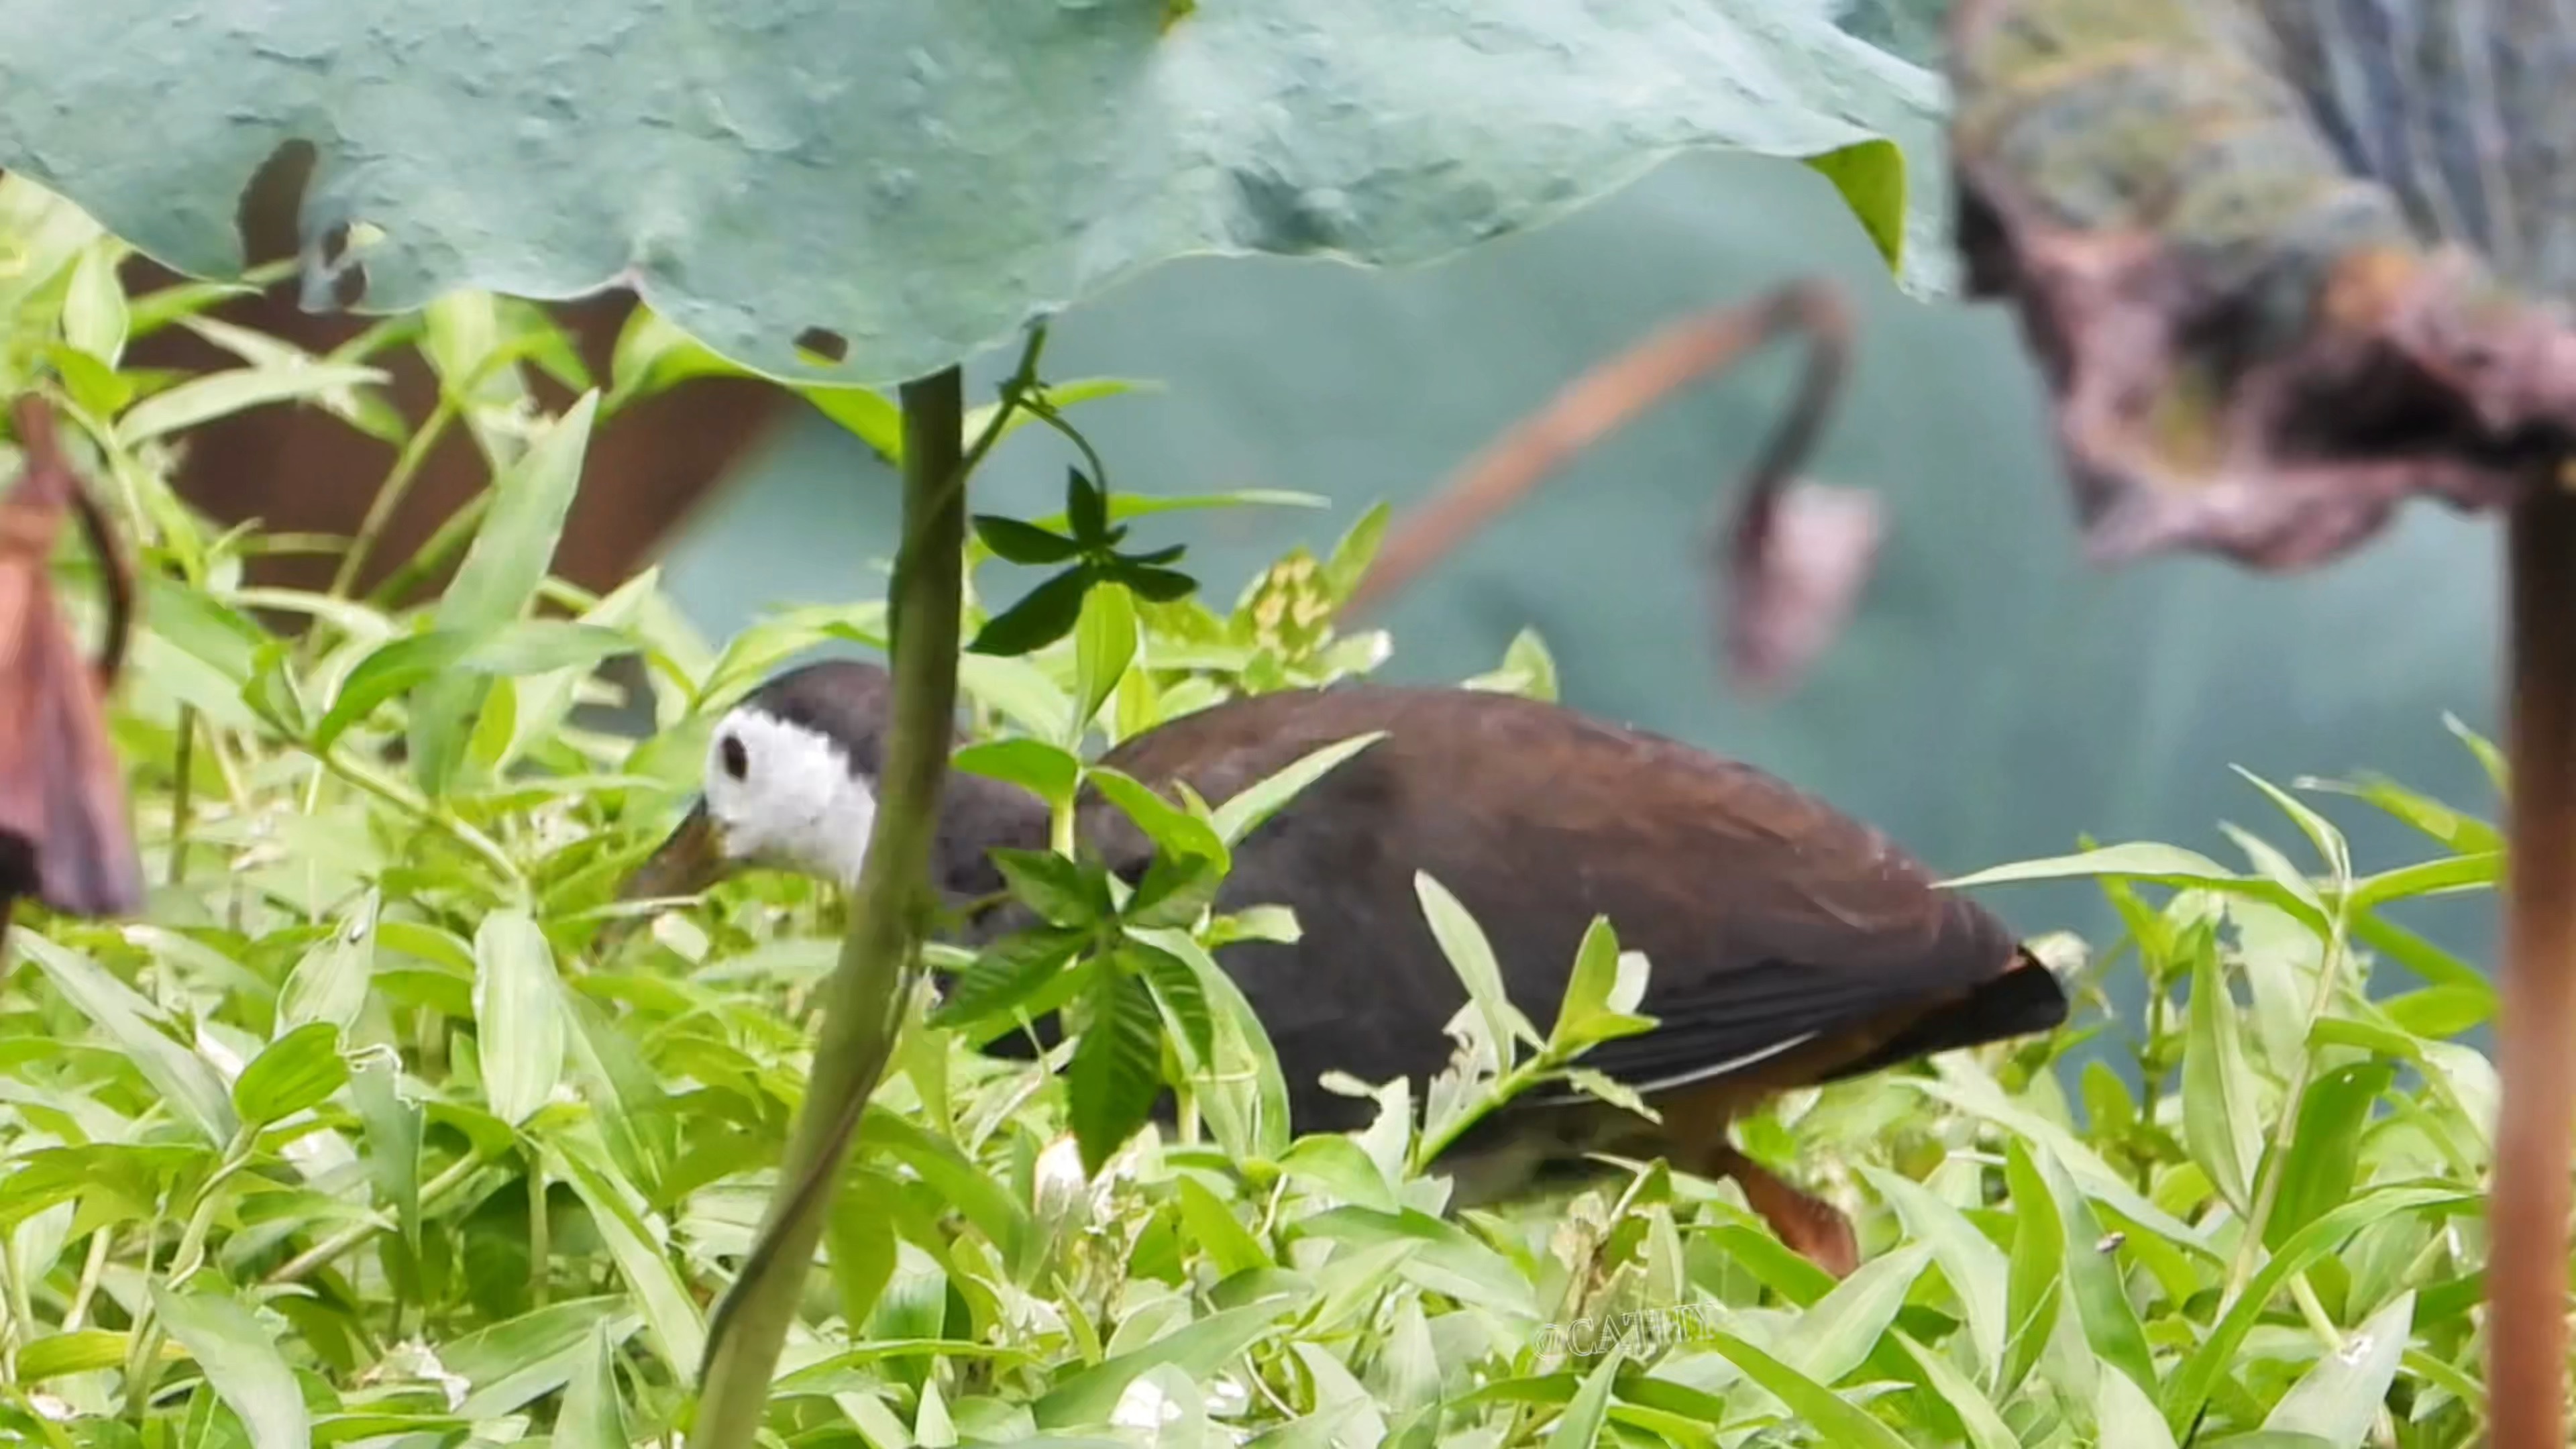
xmin=720 ymin=734 xmax=749 ymax=781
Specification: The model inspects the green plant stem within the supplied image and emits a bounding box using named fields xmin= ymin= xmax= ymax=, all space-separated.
xmin=168 ymin=706 xmax=197 ymax=886
xmin=687 ymin=365 xmax=971 ymax=1449
xmin=123 ymin=1125 xmax=258 ymax=1413
xmin=2218 ymin=909 xmax=2350 ymax=1314
xmin=366 ymin=488 xmax=492 ymax=608
xmin=265 ymin=1150 xmax=486 ymax=1286
xmin=894 ymin=324 xmax=1048 ymax=580
xmin=61 ymin=1228 xmax=111 ymax=1332
xmin=528 ymin=1152 xmax=551 ymax=1309
xmin=332 ymin=395 xmax=460 ymax=598
xmin=319 ymin=750 xmax=522 ymax=890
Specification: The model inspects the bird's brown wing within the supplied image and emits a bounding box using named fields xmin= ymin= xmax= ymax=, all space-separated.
xmin=1089 ymin=685 xmax=2051 ymax=1121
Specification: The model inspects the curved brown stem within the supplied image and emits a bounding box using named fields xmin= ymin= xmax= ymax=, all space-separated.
xmin=2491 ymin=487 xmax=2576 ymax=1449
xmin=7 ymin=397 xmax=136 ymax=688
xmin=1345 ymin=280 xmax=1856 ymax=643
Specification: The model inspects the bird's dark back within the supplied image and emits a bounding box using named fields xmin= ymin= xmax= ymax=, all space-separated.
xmin=1085 ymin=685 xmax=2029 ymax=1132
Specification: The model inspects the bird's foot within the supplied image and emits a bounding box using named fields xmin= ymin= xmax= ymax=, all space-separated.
xmin=1709 ymin=1144 xmax=1859 ymax=1279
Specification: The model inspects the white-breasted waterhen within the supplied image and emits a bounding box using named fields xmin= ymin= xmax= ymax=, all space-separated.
xmin=623 ymin=658 xmax=2067 ymax=1275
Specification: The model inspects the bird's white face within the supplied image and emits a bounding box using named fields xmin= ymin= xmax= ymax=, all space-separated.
xmin=700 ymin=706 xmax=879 ymax=886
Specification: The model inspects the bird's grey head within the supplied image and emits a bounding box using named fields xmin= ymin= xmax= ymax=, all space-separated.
xmin=625 ymin=659 xmax=893 ymax=898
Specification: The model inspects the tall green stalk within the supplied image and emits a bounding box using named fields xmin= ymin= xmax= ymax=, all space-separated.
xmin=686 ymin=366 xmax=969 ymax=1449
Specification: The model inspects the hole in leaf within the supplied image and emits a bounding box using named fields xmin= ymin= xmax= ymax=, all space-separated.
xmin=795 ymin=327 xmax=849 ymax=364
xmin=329 ymin=260 xmax=367 ymax=310
xmin=235 ymin=138 xmax=318 ymax=270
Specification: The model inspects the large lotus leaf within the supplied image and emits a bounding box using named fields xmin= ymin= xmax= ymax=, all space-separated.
xmin=0 ymin=0 xmax=1951 ymax=385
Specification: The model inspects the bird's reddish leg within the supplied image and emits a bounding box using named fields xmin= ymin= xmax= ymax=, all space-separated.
xmin=1707 ymin=1144 xmax=1859 ymax=1279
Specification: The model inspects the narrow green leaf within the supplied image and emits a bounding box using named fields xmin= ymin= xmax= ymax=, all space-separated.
xmin=1293 ymin=1208 xmax=1536 ymax=1316
xmin=605 ymin=306 xmax=751 ymax=414
xmin=231 ymin=1022 xmax=348 ymax=1126
xmin=1542 ymin=1352 xmax=1620 ymax=1449
xmin=974 ymin=513 xmax=1084 ymax=565
xmin=1318 ymin=501 xmax=1393 ymax=601
xmin=1859 ymin=1166 xmax=2006 ymax=1378
xmin=472 ymin=909 xmax=566 ymax=1127
xmin=968 ymin=565 xmax=1093 ymax=657
xmin=554 ymin=1323 xmax=627 ymax=1449
xmin=1907 ymin=1073 xmax=2210 ymax=1251
xmin=1893 ymin=1331 xmax=2017 ymax=1449
xmin=1550 ymin=917 xmax=1656 ymax=1054
xmin=276 ymin=891 xmax=377 ymax=1033
xmin=1069 ymin=970 xmax=1165 ymax=1175
xmin=1277 ymin=1135 xmax=1397 ymax=1213
xmin=2380 ymin=984 xmax=2491 ymax=1038
xmin=1071 ymin=580 xmax=1138 ymax=737
xmin=801 ymin=384 xmax=904 ymax=458
xmin=118 ymin=364 xmax=388 ymax=442
xmin=150 ymin=1285 xmax=310 ymax=1449
xmin=1413 ymin=872 xmax=1542 ymax=1061
xmin=951 ymin=737 xmax=1081 ymax=808
xmin=2261 ymin=1291 xmax=2414 ymax=1447
xmin=2348 ymin=910 xmax=2492 ymax=998
xmin=1131 ymin=938 xmax=1216 ymax=1062
xmin=2162 ymin=1187 xmax=2470 ymax=1433
xmin=411 ymin=391 xmax=599 ymax=792
xmin=2000 ymin=1140 xmax=2065 ymax=1397
xmin=1699 ymin=1329 xmax=1911 ymax=1449
xmin=1210 ymin=731 xmax=1387 ymax=847
xmin=2349 ymin=853 xmax=2499 ymax=910
xmin=349 ymin=1057 xmax=421 ymax=1255
xmin=855 ymin=1110 xmax=1034 ymax=1263
xmin=1032 ymin=1295 xmax=1297 ymax=1428
xmin=545 ymin=1137 xmax=706 ymax=1372
xmin=2233 ymin=767 xmax=2351 ymax=884
xmin=2183 ymin=948 xmax=2264 ymax=1214
xmin=1088 ymin=767 xmax=1230 ymax=865
xmin=14 ymin=932 xmax=237 ymax=1144
xmin=1462 ymin=625 xmax=1562 ymax=700
xmin=63 ymin=243 xmax=129 ymax=364
xmin=991 ymin=848 xmax=1112 ymax=928
xmin=2034 ymin=1145 xmax=2157 ymax=1400
xmin=2299 ymin=772 xmax=2500 ymax=855
xmin=2443 ymin=712 xmax=2507 ymax=790
xmin=2098 ymin=1365 xmax=2181 ymax=1449
xmin=502 ymin=567 xmax=659 ymax=769
xmin=1780 ymin=1241 xmax=1933 ymax=1387
xmin=1138 ymin=929 xmax=1290 ymax=1161
xmin=1118 ymin=564 xmax=1197 ymax=602
xmin=1065 ymin=467 xmax=1108 ymax=545
xmin=2220 ymin=822 xmax=2328 ymax=920
xmin=439 ymin=1297 xmax=638 ymax=1418
xmin=2268 ymin=1063 xmax=2394 ymax=1249
xmin=1945 ymin=841 xmax=2245 ymax=888
xmin=962 ymin=378 xmax=1152 ymax=449
xmin=825 ymin=1171 xmax=902 ymax=1335
xmin=1126 ymin=850 xmax=1226 ymax=930
xmin=1173 ymin=1176 xmax=1271 ymax=1279
xmin=16 ymin=1329 xmax=153 ymax=1382
xmin=928 ymin=926 xmax=1087 ymax=1029
xmin=1028 ymin=488 xmax=1327 ymax=533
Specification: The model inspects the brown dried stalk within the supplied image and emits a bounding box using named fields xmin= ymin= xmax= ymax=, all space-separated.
xmin=0 ymin=395 xmax=144 ymax=952
xmin=1947 ymin=1 xmax=2576 ymax=1439
xmin=1347 ymin=280 xmax=1870 ymax=693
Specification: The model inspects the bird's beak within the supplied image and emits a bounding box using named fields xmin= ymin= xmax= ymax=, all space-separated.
xmin=619 ymin=798 xmax=733 ymax=905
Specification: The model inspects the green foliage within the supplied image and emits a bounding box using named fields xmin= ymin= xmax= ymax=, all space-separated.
xmin=0 ymin=1 xmax=1949 ymax=384
xmin=0 ymin=171 xmax=2504 ymax=1449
